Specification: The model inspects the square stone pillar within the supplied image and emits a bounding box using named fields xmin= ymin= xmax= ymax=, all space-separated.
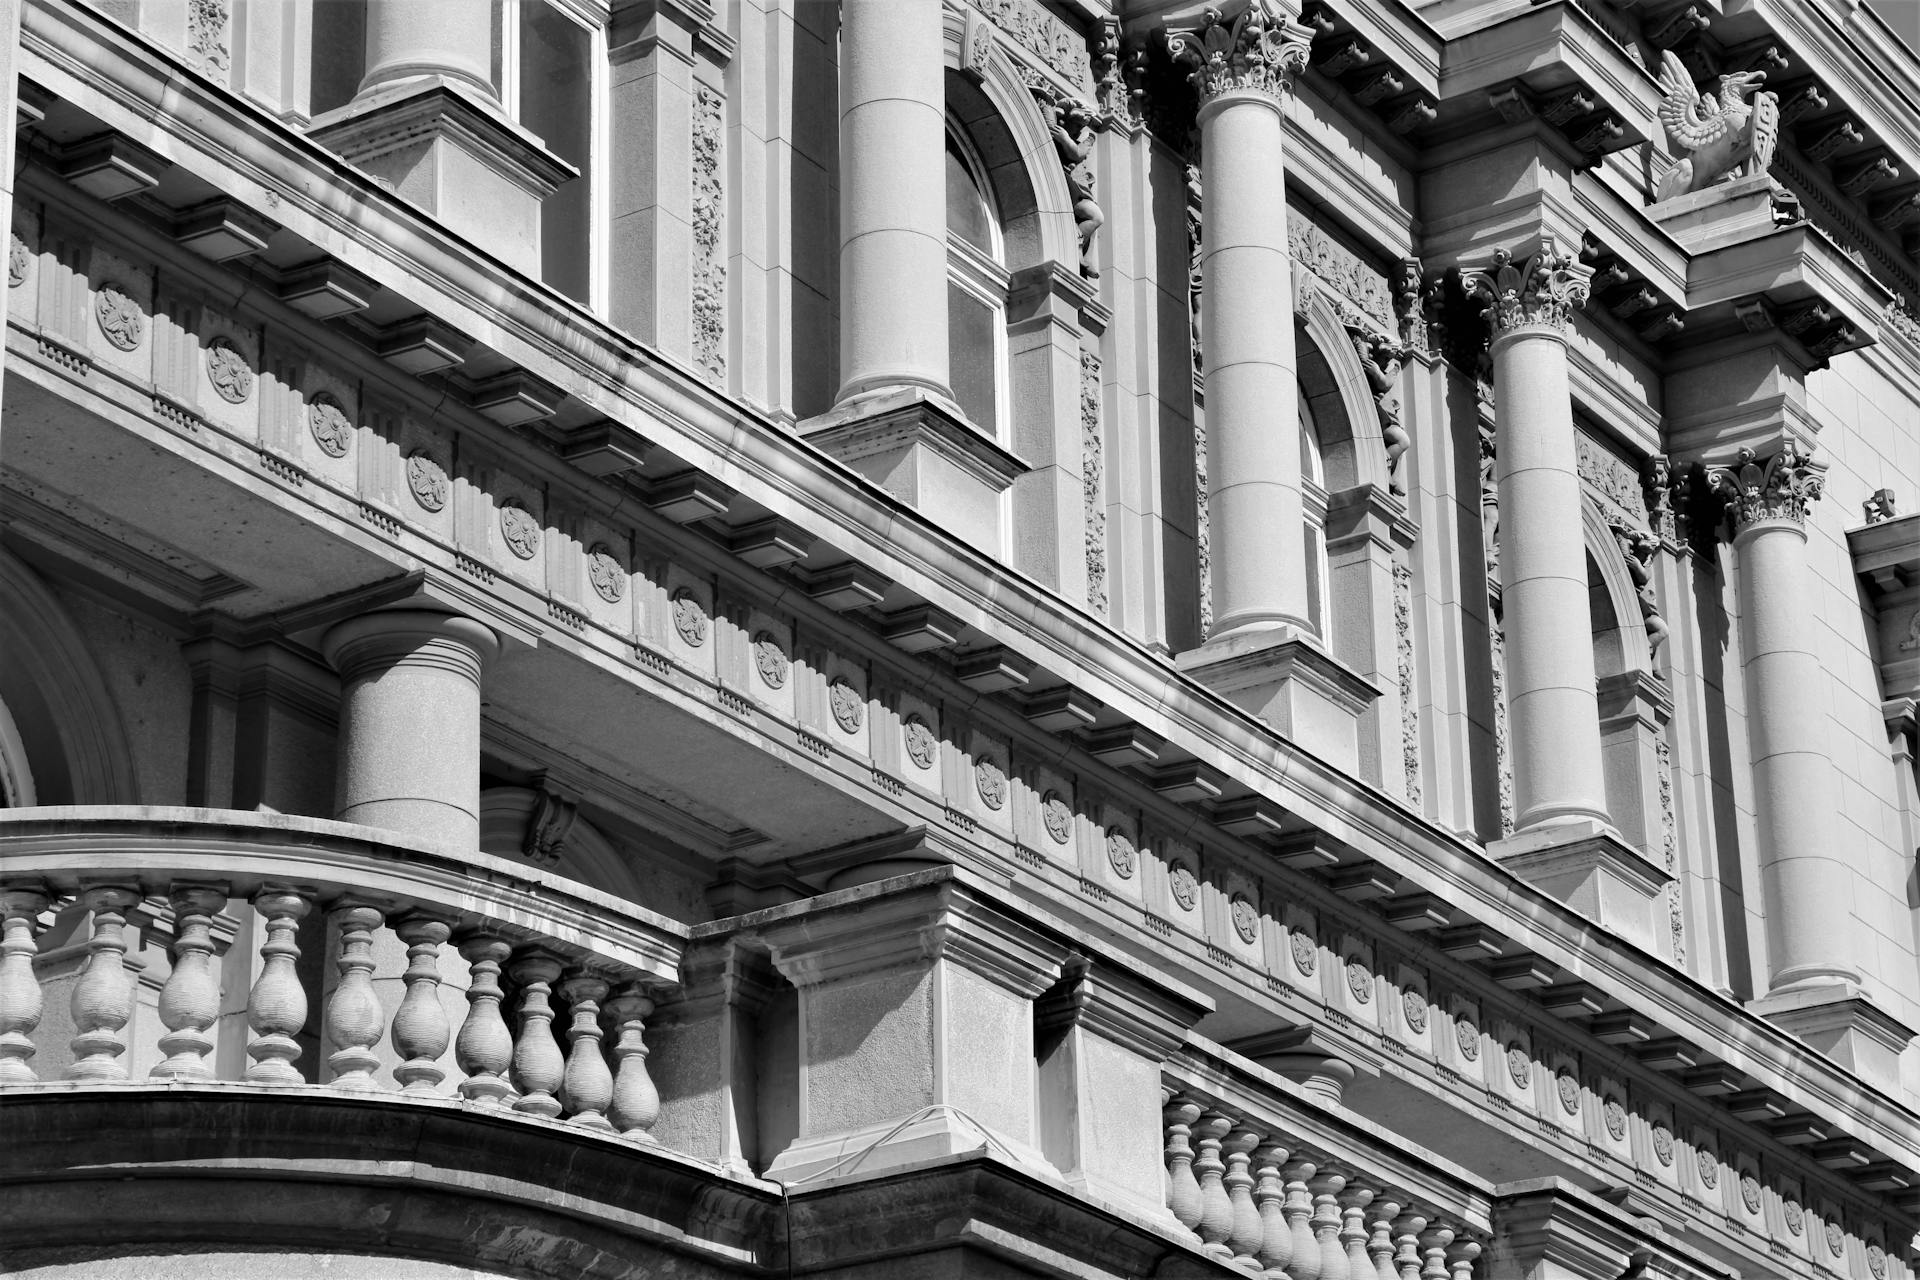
xmin=1746 ymin=985 xmax=1916 ymax=1094
xmin=646 ymin=938 xmax=779 ymax=1174
xmin=1036 ymin=960 xmax=1211 ymax=1222
xmin=1326 ymin=483 xmax=1420 ymax=796
xmin=1492 ymin=820 xmax=1672 ymax=955
xmin=1176 ymin=628 xmax=1381 ymax=773
xmin=1487 ymin=1179 xmax=1678 ymax=1280
xmin=760 ymin=872 xmax=1069 ymax=1184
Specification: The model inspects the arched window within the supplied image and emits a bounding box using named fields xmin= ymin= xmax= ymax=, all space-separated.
xmin=1300 ymin=386 xmax=1331 ymax=641
xmin=945 ymin=126 xmax=1010 ymax=440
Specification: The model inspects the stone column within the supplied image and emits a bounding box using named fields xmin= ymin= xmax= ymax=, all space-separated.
xmin=834 ymin=0 xmax=951 ymax=407
xmin=1704 ymin=440 xmax=1856 ymax=992
xmin=1464 ymin=238 xmax=1608 ymax=833
xmin=1166 ymin=0 xmax=1315 ymax=641
xmin=356 ymin=0 xmax=496 ymax=101
xmin=321 ymin=610 xmax=499 ymax=850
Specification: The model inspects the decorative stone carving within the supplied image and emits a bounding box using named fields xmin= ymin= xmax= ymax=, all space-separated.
xmin=1657 ymin=735 xmax=1684 ymax=963
xmin=976 ymin=757 xmax=1008 ymax=810
xmin=1603 ymin=1097 xmax=1627 ymax=1140
xmin=1165 ymin=0 xmax=1314 ymax=105
xmin=1032 ymin=88 xmax=1104 ymax=278
xmin=903 ymin=715 xmax=938 ymax=770
xmin=1613 ymin=525 xmax=1670 ymax=654
xmin=751 ymin=632 xmax=788 ymax=688
xmin=188 ymin=0 xmax=231 ymax=77
xmin=1041 ymin=791 xmax=1074 ymax=844
xmin=1490 ymin=616 xmax=1515 ymax=835
xmin=205 ymin=335 xmax=254 ymax=403
xmin=1575 ymin=433 xmax=1646 ymax=530
xmin=406 ymin=449 xmax=448 ymax=512
xmin=1506 ymin=1045 xmax=1532 ymax=1090
xmin=1290 ymin=930 xmax=1317 ymax=974
xmin=1644 ymin=454 xmax=1678 ymax=544
xmin=8 ymin=234 xmax=28 ymax=287
xmin=1351 ymin=328 xmax=1412 ymax=494
xmin=1901 ymin=609 xmax=1920 ymax=653
xmin=1292 ymin=213 xmax=1396 ymax=334
xmin=1697 ymin=1148 xmax=1719 ymax=1188
xmin=499 ymin=500 xmax=541 ymax=560
xmin=1092 ymin=17 xmax=1136 ymax=119
xmin=1863 ymin=487 xmax=1897 ymax=522
xmin=1465 ymin=236 xmax=1592 ymax=338
xmin=1784 ymin=1200 xmax=1804 ymax=1236
xmin=1654 ymin=52 xmax=1779 ymax=200
xmin=1394 ymin=562 xmax=1420 ymax=804
xmin=589 ymin=545 xmax=626 ymax=603
xmin=1455 ymin=1015 xmax=1480 ymax=1061
xmin=1394 ymin=258 xmax=1427 ymax=351
xmin=1703 ymin=438 xmax=1824 ymax=533
xmin=1826 ymin=1222 xmax=1845 ymax=1256
xmin=1081 ymin=350 xmax=1107 ymax=611
xmin=691 ymin=85 xmax=726 ymax=382
xmin=94 ymin=283 xmax=145 ymax=351
xmin=1170 ymin=861 xmax=1200 ymax=911
xmin=308 ymin=393 xmax=352 ymax=458
xmin=1739 ymin=1174 xmax=1762 ymax=1214
xmin=1346 ymin=960 xmax=1373 ymax=1003
xmin=1651 ymin=1124 xmax=1675 ymax=1165
xmin=828 ymin=677 xmax=863 ymax=732
xmin=1229 ymin=893 xmax=1259 ymax=943
xmin=1556 ymin=1071 xmax=1581 ymax=1114
xmin=1399 ymin=989 xmax=1431 ymax=1038
xmin=971 ymin=0 xmax=1094 ymax=93
xmin=1105 ymin=826 xmax=1137 ymax=878
xmin=670 ymin=587 xmax=709 ymax=647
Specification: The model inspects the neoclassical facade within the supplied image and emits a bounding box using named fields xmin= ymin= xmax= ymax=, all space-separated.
xmin=0 ymin=0 xmax=1917 ymax=1277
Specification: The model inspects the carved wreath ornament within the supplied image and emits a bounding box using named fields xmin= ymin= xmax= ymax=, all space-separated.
xmin=975 ymin=757 xmax=1008 ymax=810
xmin=1455 ymin=1016 xmax=1480 ymax=1062
xmin=1041 ymin=791 xmax=1074 ymax=844
xmin=751 ymin=632 xmax=789 ymax=688
xmin=589 ymin=545 xmax=626 ymax=603
xmin=406 ymin=450 xmax=448 ymax=512
xmin=670 ymin=587 xmax=709 ymax=647
xmin=1506 ymin=1045 xmax=1532 ymax=1090
xmin=1290 ymin=931 xmax=1317 ymax=974
xmin=1169 ymin=862 xmax=1200 ymax=911
xmin=1556 ymin=1071 xmax=1581 ymax=1114
xmin=499 ymin=499 xmax=541 ymax=560
xmin=828 ymin=677 xmax=863 ymax=733
xmin=1105 ymin=827 xmax=1137 ymax=879
xmin=903 ymin=715 xmax=938 ymax=770
xmin=1603 ymin=1098 xmax=1628 ymax=1141
xmin=1402 ymin=988 xmax=1429 ymax=1034
xmin=308 ymin=393 xmax=352 ymax=458
xmin=1344 ymin=959 xmax=1373 ymax=1003
xmin=94 ymin=283 xmax=145 ymax=351
xmin=1229 ymin=894 xmax=1259 ymax=944
xmin=205 ymin=335 xmax=254 ymax=403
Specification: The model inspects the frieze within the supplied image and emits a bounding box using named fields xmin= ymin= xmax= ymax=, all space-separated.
xmin=205 ymin=335 xmax=254 ymax=403
xmin=1289 ymin=210 xmax=1394 ymax=333
xmin=903 ymin=715 xmax=939 ymax=770
xmin=1603 ymin=1097 xmax=1628 ymax=1141
xmin=1345 ymin=959 xmax=1373 ymax=1003
xmin=751 ymin=631 xmax=789 ymax=688
xmin=406 ymin=449 xmax=448 ymax=512
xmin=308 ymin=392 xmax=351 ymax=459
xmin=1105 ymin=826 xmax=1137 ymax=878
xmin=1575 ymin=431 xmax=1647 ymax=530
xmin=8 ymin=234 xmax=28 ymax=287
xmin=1041 ymin=790 xmax=1074 ymax=844
xmin=670 ymin=586 xmax=710 ymax=647
xmin=499 ymin=499 xmax=541 ymax=560
xmin=1291 ymin=930 xmax=1317 ymax=975
xmin=1229 ymin=893 xmax=1259 ymax=944
xmin=1169 ymin=860 xmax=1200 ymax=912
xmin=970 ymin=0 xmax=1093 ymax=95
xmin=976 ymin=756 xmax=1008 ymax=810
xmin=93 ymin=283 xmax=145 ymax=351
xmin=589 ymin=545 xmax=626 ymax=604
xmin=828 ymin=677 xmax=864 ymax=733
xmin=1402 ymin=987 xmax=1428 ymax=1034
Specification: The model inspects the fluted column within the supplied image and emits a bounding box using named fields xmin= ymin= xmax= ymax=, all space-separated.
xmin=835 ymin=0 xmax=952 ymax=407
xmin=1706 ymin=440 xmax=1855 ymax=990
xmin=322 ymin=610 xmax=499 ymax=851
xmin=1465 ymin=238 xmax=1608 ymax=831
xmin=1168 ymin=0 xmax=1316 ymax=639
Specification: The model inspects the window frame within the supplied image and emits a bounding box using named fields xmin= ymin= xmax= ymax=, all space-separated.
xmin=944 ymin=122 xmax=1013 ymax=445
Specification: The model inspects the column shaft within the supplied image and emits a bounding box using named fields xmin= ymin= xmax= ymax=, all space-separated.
xmin=358 ymin=0 xmax=497 ymax=102
xmin=835 ymin=0 xmax=951 ymax=405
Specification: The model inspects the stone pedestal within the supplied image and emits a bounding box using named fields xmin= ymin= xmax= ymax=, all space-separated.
xmin=321 ymin=609 xmax=499 ymax=850
xmin=758 ymin=871 xmax=1069 ymax=1185
xmin=1176 ymin=628 xmax=1379 ymax=771
xmin=1746 ymin=984 xmax=1916 ymax=1093
xmin=1491 ymin=819 xmax=1672 ymax=954
xmin=1226 ymin=1026 xmax=1373 ymax=1107
xmin=1648 ymin=174 xmax=1788 ymax=253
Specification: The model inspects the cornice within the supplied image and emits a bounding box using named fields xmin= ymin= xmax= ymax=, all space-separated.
xmin=1738 ymin=0 xmax=1920 ymax=186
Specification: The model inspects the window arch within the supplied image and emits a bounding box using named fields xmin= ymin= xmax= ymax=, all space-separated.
xmin=944 ymin=123 xmax=1011 ymax=441
xmin=1299 ymin=385 xmax=1331 ymax=641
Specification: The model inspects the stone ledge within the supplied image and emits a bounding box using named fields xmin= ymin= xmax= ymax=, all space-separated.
xmin=1491 ymin=818 xmax=1672 ymax=955
xmin=1747 ymin=983 xmax=1919 ymax=1095
xmin=1176 ymin=627 xmax=1382 ymax=772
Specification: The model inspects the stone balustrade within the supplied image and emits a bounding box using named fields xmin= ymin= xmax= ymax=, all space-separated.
xmin=0 ymin=808 xmax=685 ymax=1141
xmin=1162 ymin=1049 xmax=1490 ymax=1280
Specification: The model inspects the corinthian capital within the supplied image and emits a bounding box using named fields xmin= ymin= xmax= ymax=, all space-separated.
xmin=1165 ymin=1 xmax=1314 ymax=106
xmin=1463 ymin=235 xmax=1593 ymax=339
xmin=1704 ymin=437 xmax=1825 ymax=534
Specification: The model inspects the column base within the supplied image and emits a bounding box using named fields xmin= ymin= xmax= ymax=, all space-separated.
xmin=1747 ymin=983 xmax=1916 ymax=1093
xmin=763 ymin=1109 xmax=1058 ymax=1187
xmin=1175 ymin=627 xmax=1380 ymax=771
xmin=1491 ymin=819 xmax=1672 ymax=955
xmin=801 ymin=387 xmax=1027 ymax=557
xmin=311 ymin=79 xmax=577 ymax=276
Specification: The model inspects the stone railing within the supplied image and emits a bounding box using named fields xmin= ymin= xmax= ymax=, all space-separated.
xmin=1162 ymin=1043 xmax=1492 ymax=1279
xmin=0 ymin=808 xmax=686 ymax=1138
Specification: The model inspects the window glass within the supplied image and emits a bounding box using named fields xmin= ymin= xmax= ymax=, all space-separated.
xmin=946 ymin=138 xmax=995 ymax=255
xmin=948 ymin=282 xmax=999 ymax=436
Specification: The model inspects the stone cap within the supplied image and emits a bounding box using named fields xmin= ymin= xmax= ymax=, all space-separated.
xmin=1035 ymin=956 xmax=1212 ymax=1059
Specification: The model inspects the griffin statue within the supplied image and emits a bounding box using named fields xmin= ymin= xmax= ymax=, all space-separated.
xmin=1654 ymin=50 xmax=1779 ymax=201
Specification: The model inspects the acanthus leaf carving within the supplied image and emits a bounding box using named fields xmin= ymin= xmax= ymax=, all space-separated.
xmin=1463 ymin=235 xmax=1592 ymax=339
xmin=1164 ymin=0 xmax=1313 ymax=105
xmin=1703 ymin=437 xmax=1825 ymax=534
xmin=691 ymin=84 xmax=726 ymax=383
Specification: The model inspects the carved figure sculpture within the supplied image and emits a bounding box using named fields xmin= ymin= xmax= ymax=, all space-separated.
xmin=1614 ymin=526 xmax=1670 ymax=655
xmin=1654 ymin=51 xmax=1778 ymax=200
xmin=1040 ymin=91 xmax=1105 ymax=279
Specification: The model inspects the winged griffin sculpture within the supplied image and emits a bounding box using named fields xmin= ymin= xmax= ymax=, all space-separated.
xmin=1654 ymin=50 xmax=1779 ymax=201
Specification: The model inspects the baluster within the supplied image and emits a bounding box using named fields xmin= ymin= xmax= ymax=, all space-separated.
xmin=150 ymin=883 xmax=227 ymax=1079
xmin=606 ymin=984 xmax=660 ymax=1140
xmin=1445 ymin=1239 xmax=1480 ymax=1280
xmin=324 ymin=901 xmax=387 ymax=1090
xmin=391 ymin=915 xmax=452 ymax=1093
xmin=1165 ymin=1096 xmax=1205 ymax=1232
xmin=559 ymin=972 xmax=613 ymax=1129
xmin=246 ymin=888 xmax=312 ymax=1084
xmin=1341 ymin=1184 xmax=1374 ymax=1280
xmin=1366 ymin=1194 xmax=1401 ymax=1280
xmin=1283 ymin=1160 xmax=1321 ymax=1280
xmin=1225 ymin=1124 xmax=1265 ymax=1269
xmin=1417 ymin=1225 xmax=1454 ymax=1280
xmin=1309 ymin=1171 xmax=1349 ymax=1280
xmin=67 ymin=885 xmax=142 ymax=1080
xmin=1392 ymin=1212 xmax=1427 ymax=1280
xmin=0 ymin=884 xmax=51 ymax=1084
xmin=454 ymin=934 xmax=515 ymax=1105
xmin=1193 ymin=1110 xmax=1236 ymax=1258
xmin=1252 ymin=1141 xmax=1294 ymax=1279
xmin=509 ymin=950 xmax=565 ymax=1117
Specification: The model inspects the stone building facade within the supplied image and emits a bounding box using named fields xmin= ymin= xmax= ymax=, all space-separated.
xmin=0 ymin=0 xmax=1916 ymax=1277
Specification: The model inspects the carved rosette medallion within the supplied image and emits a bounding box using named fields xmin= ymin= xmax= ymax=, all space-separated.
xmin=1105 ymin=827 xmax=1137 ymax=879
xmin=206 ymin=335 xmax=254 ymax=403
xmin=670 ymin=587 xmax=709 ymax=647
xmin=1697 ymin=1149 xmax=1719 ymax=1189
xmin=1557 ymin=1071 xmax=1581 ymax=1114
xmin=1826 ymin=1222 xmax=1844 ymax=1257
xmin=1345 ymin=960 xmax=1373 ymax=1003
xmin=406 ymin=450 xmax=449 ymax=512
xmin=1463 ymin=235 xmax=1593 ymax=341
xmin=1229 ymin=894 xmax=1259 ymax=944
xmin=8 ymin=234 xmax=28 ymax=287
xmin=1402 ymin=988 xmax=1429 ymax=1034
xmin=1739 ymin=1175 xmax=1762 ymax=1215
xmin=499 ymin=500 xmax=541 ymax=560
xmin=589 ymin=545 xmax=626 ymax=603
xmin=308 ymin=393 xmax=352 ymax=458
xmin=903 ymin=715 xmax=938 ymax=770
xmin=1290 ymin=931 xmax=1317 ymax=975
xmin=828 ymin=677 xmax=863 ymax=732
xmin=1603 ymin=1098 xmax=1627 ymax=1141
xmin=1783 ymin=1200 xmax=1804 ymax=1237
xmin=1651 ymin=1125 xmax=1675 ymax=1166
xmin=1506 ymin=1046 xmax=1532 ymax=1090
xmin=1041 ymin=791 xmax=1074 ymax=844
xmin=1169 ymin=862 xmax=1200 ymax=912
xmin=1164 ymin=0 xmax=1313 ymax=105
xmin=1875 ymin=1245 xmax=1896 ymax=1280
xmin=94 ymin=284 xmax=145 ymax=351
xmin=1704 ymin=438 xmax=1825 ymax=534
xmin=975 ymin=757 xmax=1008 ymax=810
xmin=751 ymin=632 xmax=789 ymax=688
xmin=1455 ymin=1016 xmax=1480 ymax=1062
